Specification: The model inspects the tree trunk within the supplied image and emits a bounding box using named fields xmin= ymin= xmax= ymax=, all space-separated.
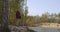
xmin=1 ymin=0 xmax=9 ymax=32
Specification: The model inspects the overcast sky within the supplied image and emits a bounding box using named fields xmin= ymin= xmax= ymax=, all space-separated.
xmin=27 ymin=0 xmax=60 ymax=16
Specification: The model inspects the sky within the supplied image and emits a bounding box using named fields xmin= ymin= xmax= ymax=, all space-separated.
xmin=27 ymin=0 xmax=60 ymax=16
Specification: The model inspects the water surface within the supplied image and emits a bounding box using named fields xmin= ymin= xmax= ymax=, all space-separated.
xmin=29 ymin=27 xmax=60 ymax=32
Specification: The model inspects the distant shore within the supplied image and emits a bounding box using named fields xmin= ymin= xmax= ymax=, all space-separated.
xmin=38 ymin=23 xmax=60 ymax=28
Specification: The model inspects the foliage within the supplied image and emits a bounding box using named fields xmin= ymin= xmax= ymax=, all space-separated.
xmin=26 ymin=12 xmax=60 ymax=26
xmin=0 ymin=0 xmax=25 ymax=25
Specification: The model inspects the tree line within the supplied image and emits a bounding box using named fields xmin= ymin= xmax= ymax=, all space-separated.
xmin=26 ymin=12 xmax=60 ymax=26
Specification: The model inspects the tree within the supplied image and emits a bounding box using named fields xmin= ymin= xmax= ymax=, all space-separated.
xmin=8 ymin=0 xmax=25 ymax=25
xmin=40 ymin=12 xmax=49 ymax=23
xmin=0 ymin=0 xmax=3 ymax=23
xmin=1 ymin=0 xmax=9 ymax=32
xmin=57 ymin=13 xmax=60 ymax=17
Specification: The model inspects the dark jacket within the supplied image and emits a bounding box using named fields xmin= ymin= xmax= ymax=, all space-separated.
xmin=16 ymin=11 xmax=21 ymax=19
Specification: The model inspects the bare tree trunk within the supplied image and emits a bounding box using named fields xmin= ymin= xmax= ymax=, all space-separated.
xmin=24 ymin=0 xmax=28 ymax=26
xmin=1 ymin=0 xmax=9 ymax=32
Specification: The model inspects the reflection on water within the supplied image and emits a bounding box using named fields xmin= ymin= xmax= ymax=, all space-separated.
xmin=29 ymin=27 xmax=60 ymax=32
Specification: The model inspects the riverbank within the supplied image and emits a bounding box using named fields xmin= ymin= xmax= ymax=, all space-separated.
xmin=38 ymin=23 xmax=60 ymax=28
xmin=8 ymin=25 xmax=36 ymax=32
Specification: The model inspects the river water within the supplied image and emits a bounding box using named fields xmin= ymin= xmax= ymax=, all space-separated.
xmin=29 ymin=27 xmax=60 ymax=32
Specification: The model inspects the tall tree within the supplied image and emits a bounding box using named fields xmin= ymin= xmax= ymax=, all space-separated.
xmin=1 ymin=0 xmax=9 ymax=32
xmin=0 ymin=0 xmax=3 ymax=23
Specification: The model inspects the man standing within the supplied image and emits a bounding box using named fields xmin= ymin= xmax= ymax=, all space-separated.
xmin=16 ymin=11 xmax=21 ymax=26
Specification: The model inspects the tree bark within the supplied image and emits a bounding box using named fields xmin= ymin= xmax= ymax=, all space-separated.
xmin=1 ymin=0 xmax=9 ymax=32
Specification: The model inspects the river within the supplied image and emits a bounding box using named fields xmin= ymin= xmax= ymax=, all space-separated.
xmin=29 ymin=27 xmax=60 ymax=32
